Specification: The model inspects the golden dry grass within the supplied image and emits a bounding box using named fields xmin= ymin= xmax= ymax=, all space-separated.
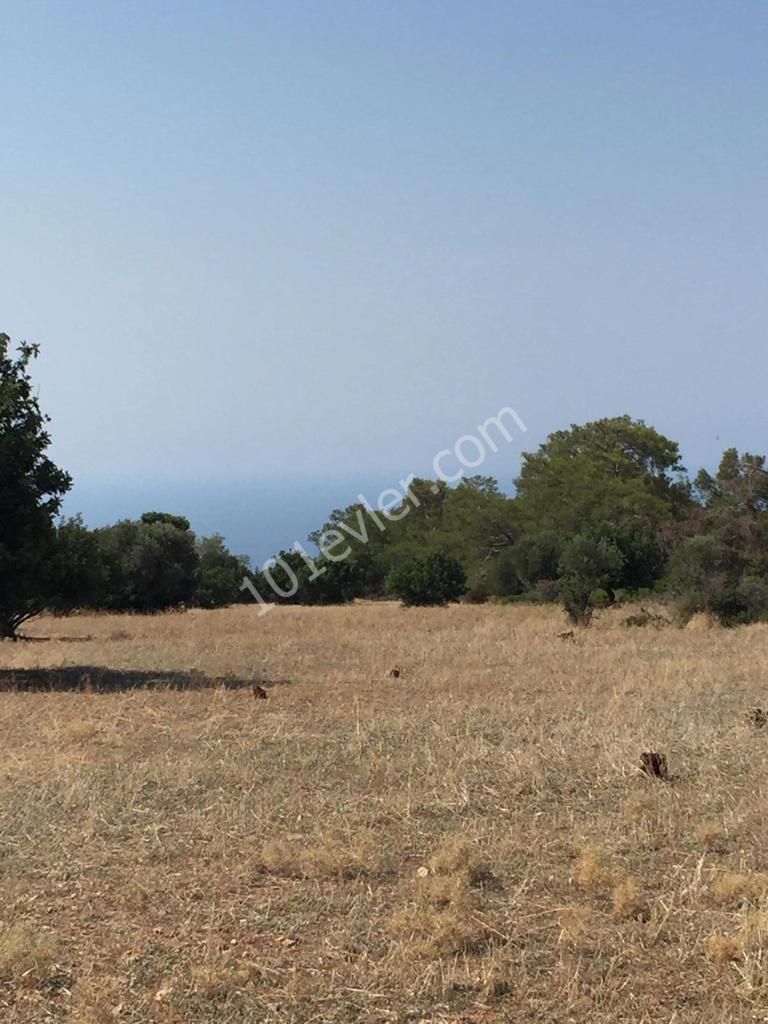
xmin=2 ymin=602 xmax=768 ymax=1021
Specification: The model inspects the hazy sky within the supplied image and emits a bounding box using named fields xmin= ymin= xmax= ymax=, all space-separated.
xmin=2 ymin=1 xmax=767 ymax=561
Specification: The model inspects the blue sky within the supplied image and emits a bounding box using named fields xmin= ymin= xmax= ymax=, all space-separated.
xmin=2 ymin=1 xmax=766 ymax=562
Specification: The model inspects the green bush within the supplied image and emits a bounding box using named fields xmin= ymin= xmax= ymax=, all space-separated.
xmin=93 ymin=515 xmax=198 ymax=612
xmin=385 ymin=552 xmax=467 ymax=607
xmin=666 ymin=535 xmax=768 ymax=626
xmin=557 ymin=534 xmax=624 ymax=625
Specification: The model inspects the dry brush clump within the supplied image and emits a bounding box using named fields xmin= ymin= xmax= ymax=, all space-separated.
xmin=706 ymin=906 xmax=768 ymax=970
xmin=712 ymin=871 xmax=768 ymax=905
xmin=574 ymin=849 xmax=648 ymax=922
xmin=0 ymin=923 xmax=59 ymax=987
xmin=259 ymin=829 xmax=393 ymax=880
xmin=388 ymin=836 xmax=499 ymax=957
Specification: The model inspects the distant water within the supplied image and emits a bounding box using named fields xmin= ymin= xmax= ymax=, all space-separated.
xmin=61 ymin=477 xmax=394 ymax=567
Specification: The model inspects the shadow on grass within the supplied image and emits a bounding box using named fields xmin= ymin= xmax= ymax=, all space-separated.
xmin=7 ymin=635 xmax=96 ymax=644
xmin=0 ymin=666 xmax=267 ymax=693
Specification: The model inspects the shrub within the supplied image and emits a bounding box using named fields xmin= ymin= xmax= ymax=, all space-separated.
xmin=385 ymin=552 xmax=467 ymax=607
xmin=463 ymin=574 xmax=491 ymax=604
xmin=557 ymin=534 xmax=624 ymax=625
xmin=666 ymin=535 xmax=768 ymax=626
xmin=624 ymin=606 xmax=670 ymax=628
xmin=486 ymin=551 xmax=522 ymax=598
xmin=94 ymin=515 xmax=199 ymax=612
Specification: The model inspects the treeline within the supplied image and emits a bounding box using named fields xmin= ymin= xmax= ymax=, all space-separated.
xmin=2 ymin=333 xmax=768 ymax=636
xmin=252 ymin=418 xmax=768 ymax=627
xmin=50 ymin=512 xmax=248 ymax=614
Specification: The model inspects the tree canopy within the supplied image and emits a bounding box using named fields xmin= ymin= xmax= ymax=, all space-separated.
xmin=0 ymin=336 xmax=72 ymax=637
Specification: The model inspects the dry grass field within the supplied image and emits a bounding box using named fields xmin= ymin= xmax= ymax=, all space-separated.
xmin=2 ymin=603 xmax=768 ymax=1023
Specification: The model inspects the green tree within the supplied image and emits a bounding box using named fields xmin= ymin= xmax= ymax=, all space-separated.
xmin=694 ymin=449 xmax=768 ymax=516
xmin=664 ymin=448 xmax=768 ymax=624
xmin=94 ymin=515 xmax=198 ymax=611
xmin=595 ymin=522 xmax=667 ymax=593
xmin=692 ymin=449 xmax=768 ymax=573
xmin=194 ymin=535 xmax=248 ymax=608
xmin=47 ymin=517 xmax=106 ymax=613
xmin=510 ymin=531 xmax=561 ymax=596
xmin=516 ymin=416 xmax=689 ymax=537
xmin=124 ymin=518 xmax=198 ymax=610
xmin=0 ymin=336 xmax=72 ymax=637
xmin=141 ymin=511 xmax=192 ymax=532
xmin=385 ymin=551 xmax=467 ymax=607
xmin=557 ymin=534 xmax=625 ymax=625
xmin=307 ymin=477 xmax=517 ymax=602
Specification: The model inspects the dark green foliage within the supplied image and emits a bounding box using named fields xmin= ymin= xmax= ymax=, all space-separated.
xmin=666 ymin=449 xmax=768 ymax=625
xmin=195 ymin=535 xmax=249 ymax=609
xmin=510 ymin=531 xmax=561 ymax=594
xmin=248 ymin=549 xmax=304 ymax=607
xmin=63 ymin=517 xmax=247 ymax=613
xmin=384 ymin=551 xmax=467 ymax=607
xmin=516 ymin=415 xmax=690 ymax=536
xmin=289 ymin=477 xmax=516 ymax=607
xmin=607 ymin=524 xmax=667 ymax=592
xmin=694 ymin=449 xmax=768 ymax=515
xmin=249 ymin=547 xmax=384 ymax=607
xmin=557 ymin=534 xmax=625 ymax=625
xmin=0 ymin=336 xmax=72 ymax=636
xmin=666 ymin=533 xmax=768 ymax=626
xmin=299 ymin=560 xmax=368 ymax=605
xmin=95 ymin=517 xmax=198 ymax=611
xmin=141 ymin=511 xmax=192 ymax=532
xmin=486 ymin=551 xmax=523 ymax=599
xmin=47 ymin=517 xmax=107 ymax=613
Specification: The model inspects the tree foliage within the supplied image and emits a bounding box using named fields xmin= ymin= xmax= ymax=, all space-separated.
xmin=385 ymin=551 xmax=467 ymax=607
xmin=0 ymin=336 xmax=72 ymax=636
xmin=516 ymin=415 xmax=689 ymax=536
xmin=557 ymin=534 xmax=625 ymax=625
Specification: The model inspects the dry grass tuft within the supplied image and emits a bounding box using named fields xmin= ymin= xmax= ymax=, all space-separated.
xmin=388 ymin=836 xmax=499 ymax=956
xmin=706 ymin=908 xmax=768 ymax=970
xmin=388 ymin=900 xmax=494 ymax=957
xmin=0 ymin=923 xmax=59 ymax=986
xmin=611 ymin=878 xmax=648 ymax=921
xmin=260 ymin=831 xmax=388 ymax=879
xmin=418 ymin=870 xmax=473 ymax=908
xmin=428 ymin=835 xmax=490 ymax=886
xmin=706 ymin=933 xmax=742 ymax=964
xmin=191 ymin=961 xmax=261 ymax=999
xmin=712 ymin=872 xmax=768 ymax=905
xmin=70 ymin=976 xmax=123 ymax=1023
xmin=738 ymin=908 xmax=768 ymax=947
xmin=685 ymin=611 xmax=720 ymax=631
xmin=623 ymin=789 xmax=658 ymax=821
xmin=558 ymin=905 xmax=595 ymax=946
xmin=576 ymin=849 xmax=613 ymax=892
xmin=696 ymin=821 xmax=726 ymax=848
